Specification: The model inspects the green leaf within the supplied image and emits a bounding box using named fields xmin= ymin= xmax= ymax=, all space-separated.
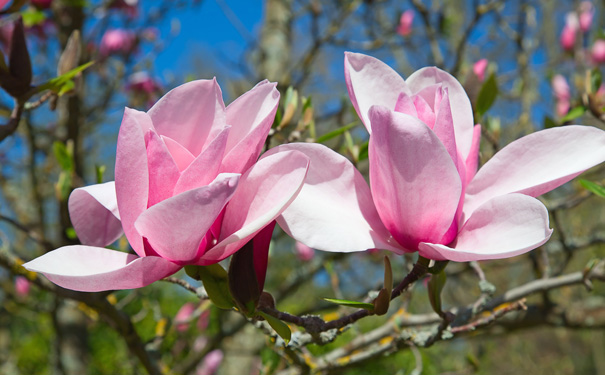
xmin=543 ymin=116 xmax=558 ymax=129
xmin=260 ymin=347 xmax=281 ymax=375
xmin=560 ymin=106 xmax=586 ymax=122
xmin=185 ymin=264 xmax=234 ymax=310
xmin=55 ymin=171 xmax=72 ymax=201
xmin=258 ymin=311 xmax=291 ymax=344
xmin=316 ymin=121 xmax=358 ymax=143
xmin=591 ymin=68 xmax=602 ymax=94
xmin=579 ymin=179 xmax=605 ymax=198
xmin=95 ymin=165 xmax=106 ymax=184
xmin=53 ymin=141 xmax=74 ymax=172
xmin=21 ymin=9 xmax=46 ymax=28
xmin=476 ymin=73 xmax=498 ymax=116
xmin=427 ymin=271 xmax=447 ymax=317
xmin=36 ymin=61 xmax=94 ymax=95
xmin=323 ymin=298 xmax=375 ymax=310
xmin=358 ymin=141 xmax=369 ymax=161
xmin=65 ymin=227 xmax=77 ymax=240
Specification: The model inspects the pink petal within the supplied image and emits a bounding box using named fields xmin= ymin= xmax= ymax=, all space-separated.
xmin=134 ymin=174 xmax=240 ymax=263
xmin=419 ymin=194 xmax=552 ymax=262
xmin=368 ymin=105 xmax=462 ymax=250
xmin=394 ymin=92 xmax=417 ymax=117
xmin=344 ymin=52 xmax=409 ymax=133
xmin=148 ymin=79 xmax=226 ymax=156
xmin=413 ymin=95 xmax=436 ymax=129
xmin=146 ymin=131 xmax=181 ymax=207
xmin=221 ymin=81 xmax=280 ymax=173
xmin=465 ymin=125 xmax=605 ymax=217
xmin=69 ymin=182 xmax=123 ymax=247
xmin=431 ymin=88 xmax=458 ymax=169
xmin=406 ymin=67 xmax=475 ymax=160
xmin=115 ymin=108 xmax=151 ymax=257
xmin=201 ymin=150 xmax=309 ymax=263
xmin=173 ymin=127 xmax=230 ymax=196
xmin=464 ymin=124 xmax=482 ymax=185
xmin=161 ymin=135 xmax=195 ymax=172
xmin=267 ymin=143 xmax=403 ymax=253
xmin=22 ymin=246 xmax=181 ymax=292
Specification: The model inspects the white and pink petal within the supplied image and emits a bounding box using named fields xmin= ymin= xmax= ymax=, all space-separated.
xmin=419 ymin=194 xmax=552 ymax=262
xmin=22 ymin=246 xmax=181 ymax=292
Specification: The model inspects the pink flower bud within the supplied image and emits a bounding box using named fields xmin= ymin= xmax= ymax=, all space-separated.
xmin=197 ymin=349 xmax=223 ymax=375
xmin=15 ymin=276 xmax=30 ymax=297
xmin=560 ymin=13 xmax=579 ymax=51
xmin=591 ymin=40 xmax=605 ymax=64
xmin=472 ymin=59 xmax=488 ymax=82
xmin=174 ymin=302 xmax=196 ymax=332
xmin=295 ymin=241 xmax=314 ymax=261
xmin=579 ymin=2 xmax=594 ymax=32
xmin=396 ymin=10 xmax=414 ymax=37
xmin=197 ymin=309 xmax=210 ymax=331
xmin=551 ymin=74 xmax=570 ymax=101
xmin=99 ymin=28 xmax=136 ymax=57
xmin=556 ymin=100 xmax=571 ymax=117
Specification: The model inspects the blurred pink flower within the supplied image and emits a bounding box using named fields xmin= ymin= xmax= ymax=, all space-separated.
xmin=472 ymin=59 xmax=488 ymax=82
xmin=274 ymin=52 xmax=605 ymax=262
xmin=197 ymin=349 xmax=223 ymax=375
xmin=295 ymin=241 xmax=314 ymax=261
xmin=15 ymin=276 xmax=30 ymax=297
xmin=396 ymin=10 xmax=414 ymax=36
xmin=127 ymin=72 xmax=161 ymax=95
xmin=560 ymin=13 xmax=579 ymax=51
xmin=552 ymin=74 xmax=570 ymax=101
xmin=197 ymin=309 xmax=210 ymax=331
xmin=23 ymin=79 xmax=310 ymax=292
xmin=579 ymin=2 xmax=594 ymax=32
xmin=31 ymin=0 xmax=53 ymax=9
xmin=591 ymin=40 xmax=605 ymax=64
xmin=109 ymin=0 xmax=138 ymax=17
xmin=174 ymin=302 xmax=196 ymax=332
xmin=99 ymin=28 xmax=136 ymax=56
xmin=0 ymin=0 xmax=10 ymax=10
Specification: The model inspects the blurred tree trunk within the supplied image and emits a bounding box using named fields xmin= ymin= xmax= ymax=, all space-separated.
xmin=50 ymin=2 xmax=89 ymax=374
xmin=259 ymin=0 xmax=293 ymax=86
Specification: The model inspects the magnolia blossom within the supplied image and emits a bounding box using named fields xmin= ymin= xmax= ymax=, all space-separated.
xmin=15 ymin=276 xmax=30 ymax=297
xmin=24 ymin=79 xmax=310 ymax=291
xmin=592 ymin=40 xmax=605 ymax=64
xmin=99 ymin=28 xmax=136 ymax=56
xmin=396 ymin=10 xmax=414 ymax=36
xmin=472 ymin=59 xmax=488 ymax=82
xmin=560 ymin=13 xmax=579 ymax=51
xmin=271 ymin=52 xmax=605 ymax=262
xmin=579 ymin=2 xmax=594 ymax=32
xmin=552 ymin=74 xmax=571 ymax=117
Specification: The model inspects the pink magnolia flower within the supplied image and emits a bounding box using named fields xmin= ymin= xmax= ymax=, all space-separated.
xmin=23 ymin=79 xmax=310 ymax=291
xmin=15 ymin=276 xmax=30 ymax=297
xmin=196 ymin=349 xmax=223 ymax=375
xmin=270 ymin=52 xmax=605 ymax=262
xmin=174 ymin=302 xmax=196 ymax=332
xmin=295 ymin=241 xmax=314 ymax=261
xmin=0 ymin=0 xmax=9 ymax=10
xmin=99 ymin=28 xmax=136 ymax=56
xmin=472 ymin=59 xmax=488 ymax=82
xmin=560 ymin=13 xmax=579 ymax=51
xmin=396 ymin=10 xmax=414 ymax=36
xmin=591 ymin=40 xmax=605 ymax=64
xmin=579 ymin=2 xmax=594 ymax=32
